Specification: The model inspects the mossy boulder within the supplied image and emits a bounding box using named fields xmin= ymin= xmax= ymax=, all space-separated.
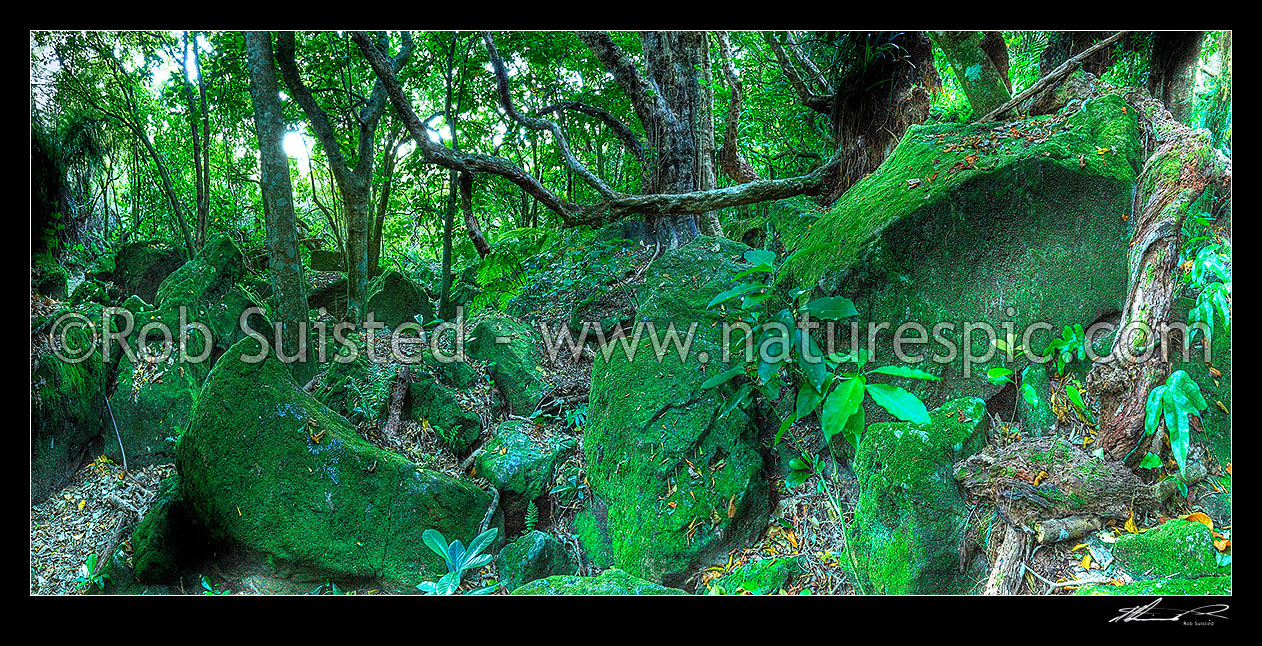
xmin=307 ymin=271 xmax=348 ymax=318
xmin=1110 ymin=518 xmax=1231 ymax=580
xmin=111 ymin=240 xmax=185 ymax=303
xmin=786 ymin=95 xmax=1142 ymax=415
xmin=408 ymin=375 xmax=481 ymax=451
xmin=1074 ymin=576 xmax=1231 ymax=595
xmin=309 ymin=249 xmax=345 ymax=272
xmin=576 ymin=236 xmax=769 ymax=586
xmin=496 ymin=530 xmax=578 ymax=591
xmin=34 ymin=262 xmax=68 ymax=299
xmin=175 ymin=336 xmax=499 ymax=591
xmin=476 ymin=420 xmax=576 ymax=526
xmin=314 ymin=343 xmax=398 ymax=425
xmin=365 ymin=269 xmax=434 ymax=330
xmin=155 ymin=233 xmax=246 ymax=311
xmin=511 ymin=567 xmax=688 ymax=595
xmin=71 ymin=278 xmax=111 ymax=306
xmin=120 ymin=294 xmax=150 ymax=315
xmin=849 ymin=397 xmax=990 ymax=594
xmin=30 ymin=307 xmax=109 ymax=502
xmin=707 ymin=557 xmax=801 ymax=595
xmin=130 ymin=474 xmax=199 ymax=582
xmin=466 ymin=315 xmax=551 ymax=415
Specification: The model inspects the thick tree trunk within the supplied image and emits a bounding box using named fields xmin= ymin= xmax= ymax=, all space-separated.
xmin=343 ymin=181 xmax=372 ymax=323
xmin=459 ymin=172 xmax=490 ymax=257
xmin=931 ymin=31 xmax=1013 ymax=118
xmin=245 ymin=31 xmax=313 ymax=381
xmin=1147 ymin=31 xmax=1205 ymax=125
xmin=1086 ymin=90 xmax=1231 ymax=464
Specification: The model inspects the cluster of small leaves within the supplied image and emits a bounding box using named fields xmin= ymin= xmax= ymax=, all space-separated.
xmin=70 ymin=553 xmax=111 ymax=592
xmin=416 ymin=527 xmax=500 ymax=595
xmin=1178 ymin=211 xmax=1231 ymax=347
xmin=1144 ymin=370 xmax=1208 ymax=477
xmin=1044 ymin=323 xmax=1087 ymax=375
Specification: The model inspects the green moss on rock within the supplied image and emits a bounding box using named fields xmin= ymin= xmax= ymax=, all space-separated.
xmin=849 ymin=397 xmax=990 ymax=594
xmin=466 ymin=315 xmax=551 ymax=415
xmin=708 ymin=557 xmax=801 ymax=595
xmin=1111 ymin=519 xmax=1231 ymax=580
xmin=511 ymin=567 xmax=688 ymax=595
xmin=496 ymin=530 xmax=578 ymax=591
xmin=365 ymin=269 xmax=434 ymax=330
xmin=175 ymin=336 xmax=498 ymax=591
xmin=476 ymin=420 xmax=576 ymax=524
xmin=577 ymin=236 xmax=768 ymax=586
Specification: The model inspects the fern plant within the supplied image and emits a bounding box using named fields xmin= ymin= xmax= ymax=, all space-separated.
xmin=523 ymin=500 xmax=538 ymax=534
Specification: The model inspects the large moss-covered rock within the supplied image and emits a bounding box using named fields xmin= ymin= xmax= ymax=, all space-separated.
xmin=512 ymin=567 xmax=688 ymax=595
xmin=309 ymin=249 xmax=345 ymax=272
xmin=155 ymin=233 xmax=246 ymax=311
xmin=496 ymin=530 xmax=578 ymax=591
xmin=476 ymin=420 xmax=576 ymax=525
xmin=307 ymin=271 xmax=347 ymax=317
xmin=365 ymin=270 xmax=434 ymax=330
xmin=34 ymin=261 xmax=68 ymax=299
xmin=176 ymin=336 xmax=499 ymax=590
xmin=576 ymin=236 xmax=769 ymax=585
xmin=71 ymin=278 xmax=111 ymax=306
xmin=707 ymin=557 xmax=801 ymax=595
xmin=30 ymin=307 xmax=109 ymax=502
xmin=849 ymin=397 xmax=990 ymax=594
xmin=1110 ymin=518 xmax=1231 ymax=580
xmin=130 ymin=474 xmax=198 ymax=582
xmin=408 ymin=376 xmax=481 ymax=451
xmin=787 ymin=96 xmax=1142 ymax=414
xmin=106 ymin=246 xmax=268 ymax=469
xmin=1074 ymin=576 xmax=1231 ymax=595
xmin=466 ymin=315 xmax=551 ymax=415
xmin=111 ymin=241 xmax=185 ymax=303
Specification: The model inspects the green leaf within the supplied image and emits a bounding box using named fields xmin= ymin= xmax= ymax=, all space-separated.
xmin=866 ymin=383 xmax=930 ymax=425
xmin=1144 ymin=385 xmax=1167 ymax=435
xmin=720 ymin=382 xmax=753 ymax=419
xmin=800 ymin=296 xmax=858 ymax=320
xmin=422 ymin=529 xmax=450 ymax=562
xmin=707 ymin=283 xmax=762 ymax=309
xmin=733 ymin=264 xmax=775 ymax=278
xmin=744 ymin=249 xmax=776 ymax=267
xmin=842 ymin=404 xmax=865 ymax=450
xmin=821 ymin=376 xmax=865 ymax=442
xmin=867 ymin=365 xmax=941 ymax=381
xmin=701 ymin=367 xmax=745 ymax=389
xmin=986 ymin=367 xmax=1013 ymax=385
xmin=1139 ymin=452 xmax=1162 ymax=469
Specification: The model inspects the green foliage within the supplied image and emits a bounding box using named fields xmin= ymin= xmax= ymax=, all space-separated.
xmin=416 ymin=527 xmax=500 ymax=595
xmin=1178 ymin=211 xmax=1231 ymax=347
xmin=785 ymin=451 xmax=824 ymax=490
xmin=1044 ymin=324 xmax=1087 ymax=375
xmin=703 ymin=247 xmax=934 ymax=452
xmin=70 ymin=553 xmax=111 ymax=592
xmin=1144 ymin=370 xmax=1208 ymax=476
xmin=200 ymin=575 xmax=230 ymax=595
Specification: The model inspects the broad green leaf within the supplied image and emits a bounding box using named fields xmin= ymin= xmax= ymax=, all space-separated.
xmin=1139 ymin=452 xmax=1162 ymax=469
xmin=868 ymin=365 xmax=942 ymax=381
xmin=707 ymin=283 xmax=762 ymax=309
xmin=842 ymin=404 xmax=865 ymax=450
xmin=821 ymin=376 xmax=865 ymax=442
xmin=701 ymin=366 xmax=745 ymax=389
xmin=800 ymin=296 xmax=858 ymax=320
xmin=866 ymin=383 xmax=930 ymax=425
xmin=720 ymin=382 xmax=753 ymax=419
xmin=986 ymin=367 xmax=1013 ymax=385
xmin=1144 ymin=385 xmax=1167 ymax=435
xmin=422 ymin=529 xmax=449 ymax=561
xmin=743 ymin=249 xmax=776 ymax=267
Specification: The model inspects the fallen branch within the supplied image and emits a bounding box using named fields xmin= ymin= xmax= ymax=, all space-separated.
xmin=978 ymin=32 xmax=1128 ymax=122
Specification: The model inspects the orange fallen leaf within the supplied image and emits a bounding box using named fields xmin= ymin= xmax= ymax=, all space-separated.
xmin=726 ymin=495 xmax=737 ymax=519
xmin=1081 ymin=554 xmax=1092 ymax=570
xmin=1181 ymin=512 xmax=1213 ymax=531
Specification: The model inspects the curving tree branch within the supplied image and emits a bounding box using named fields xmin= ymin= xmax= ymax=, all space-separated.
xmin=536 ymin=101 xmax=646 ymax=165
xmin=483 ymin=31 xmax=615 ymax=199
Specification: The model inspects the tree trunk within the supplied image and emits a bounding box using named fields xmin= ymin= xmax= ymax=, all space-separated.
xmin=1147 ymin=31 xmax=1205 ymax=124
xmin=1086 ymin=89 xmax=1231 ymax=464
xmin=931 ymin=31 xmax=1013 ymax=118
xmin=245 ymin=31 xmax=313 ymax=382
xmin=439 ymin=169 xmax=456 ymax=320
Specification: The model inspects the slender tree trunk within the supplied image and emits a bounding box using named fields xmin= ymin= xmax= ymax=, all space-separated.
xmin=369 ymin=132 xmax=399 ymax=277
xmin=931 ymin=31 xmax=1012 ymax=117
xmin=193 ymin=31 xmax=212 ymax=247
xmin=245 ymin=31 xmax=313 ymax=381
xmin=439 ymin=169 xmax=456 ymax=320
